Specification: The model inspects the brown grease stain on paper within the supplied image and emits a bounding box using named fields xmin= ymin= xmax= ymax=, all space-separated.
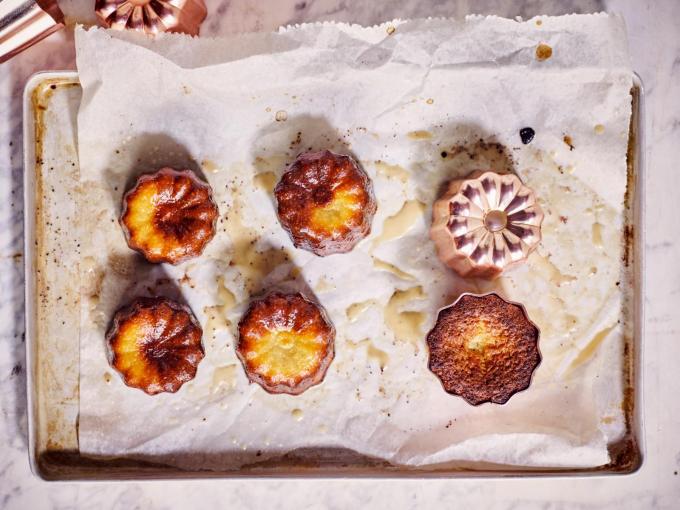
xmin=407 ymin=130 xmax=433 ymax=140
xmin=203 ymin=276 xmax=237 ymax=341
xmin=348 ymin=339 xmax=390 ymax=371
xmin=253 ymin=171 xmax=278 ymax=193
xmin=372 ymin=257 xmax=416 ymax=281
xmin=569 ymin=325 xmax=617 ymax=371
xmin=201 ymin=160 xmax=221 ymax=174
xmin=384 ymin=286 xmax=426 ymax=347
xmin=527 ymin=252 xmax=577 ymax=287
xmin=536 ymin=43 xmax=553 ymax=61
xmin=223 ymin=190 xmax=290 ymax=294
xmin=374 ymin=160 xmax=409 ymax=184
xmin=211 ymin=364 xmax=238 ymax=394
xmin=371 ymin=200 xmax=425 ymax=250
xmin=346 ymin=299 xmax=379 ymax=322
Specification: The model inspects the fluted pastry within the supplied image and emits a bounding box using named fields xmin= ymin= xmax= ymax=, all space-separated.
xmin=426 ymin=293 xmax=540 ymax=405
xmin=106 ymin=297 xmax=205 ymax=395
xmin=237 ymin=292 xmax=335 ymax=395
xmin=275 ymin=150 xmax=376 ymax=256
xmin=121 ymin=167 xmax=218 ymax=264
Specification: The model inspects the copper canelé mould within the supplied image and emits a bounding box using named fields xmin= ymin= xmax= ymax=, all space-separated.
xmin=431 ymin=171 xmax=544 ymax=279
xmin=95 ymin=0 xmax=207 ymax=36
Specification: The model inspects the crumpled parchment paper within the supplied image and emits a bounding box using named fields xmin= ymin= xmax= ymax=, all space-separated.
xmin=74 ymin=14 xmax=632 ymax=470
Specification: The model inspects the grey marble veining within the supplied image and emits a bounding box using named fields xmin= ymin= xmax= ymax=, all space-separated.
xmin=0 ymin=0 xmax=679 ymax=508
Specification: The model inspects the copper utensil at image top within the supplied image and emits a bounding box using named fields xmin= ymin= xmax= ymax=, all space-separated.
xmin=0 ymin=0 xmax=64 ymax=63
xmin=431 ymin=171 xmax=544 ymax=279
xmin=95 ymin=0 xmax=207 ymax=36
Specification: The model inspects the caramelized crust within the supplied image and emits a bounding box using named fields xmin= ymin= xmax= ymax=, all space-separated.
xmin=426 ymin=293 xmax=540 ymax=405
xmin=121 ymin=168 xmax=218 ymax=264
xmin=236 ymin=292 xmax=335 ymax=395
xmin=275 ymin=150 xmax=376 ymax=256
xmin=106 ymin=297 xmax=205 ymax=395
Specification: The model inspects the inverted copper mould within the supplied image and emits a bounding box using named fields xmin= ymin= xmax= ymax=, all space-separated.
xmin=95 ymin=0 xmax=207 ymax=36
xmin=431 ymin=171 xmax=544 ymax=279
xmin=426 ymin=292 xmax=541 ymax=406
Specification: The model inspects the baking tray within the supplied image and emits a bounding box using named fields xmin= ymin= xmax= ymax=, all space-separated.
xmin=23 ymin=70 xmax=645 ymax=480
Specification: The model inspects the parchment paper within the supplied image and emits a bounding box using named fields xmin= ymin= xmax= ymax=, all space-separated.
xmin=74 ymin=14 xmax=633 ymax=470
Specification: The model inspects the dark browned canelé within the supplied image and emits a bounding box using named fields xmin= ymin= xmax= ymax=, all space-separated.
xmin=426 ymin=293 xmax=540 ymax=406
xmin=275 ymin=150 xmax=376 ymax=256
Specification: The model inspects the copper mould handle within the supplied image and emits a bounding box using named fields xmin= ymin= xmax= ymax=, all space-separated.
xmin=0 ymin=0 xmax=64 ymax=63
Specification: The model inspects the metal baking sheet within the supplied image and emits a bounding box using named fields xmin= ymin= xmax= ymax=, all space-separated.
xmin=23 ymin=71 xmax=645 ymax=480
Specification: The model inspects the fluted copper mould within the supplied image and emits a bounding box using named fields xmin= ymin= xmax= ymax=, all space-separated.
xmin=0 ymin=0 xmax=64 ymax=63
xmin=431 ymin=171 xmax=544 ymax=279
xmin=95 ymin=0 xmax=207 ymax=36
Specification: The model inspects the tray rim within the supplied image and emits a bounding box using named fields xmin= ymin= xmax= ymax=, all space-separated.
xmin=22 ymin=70 xmax=646 ymax=481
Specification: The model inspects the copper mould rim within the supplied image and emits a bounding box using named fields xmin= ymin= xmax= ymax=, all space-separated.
xmin=105 ymin=296 xmax=205 ymax=394
xmin=119 ymin=167 xmax=218 ymax=265
xmin=235 ymin=291 xmax=336 ymax=396
xmin=430 ymin=170 xmax=544 ymax=279
xmin=426 ymin=291 xmax=542 ymax=406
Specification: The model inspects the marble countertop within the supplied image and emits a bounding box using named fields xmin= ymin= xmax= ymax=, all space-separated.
xmin=1 ymin=0 xmax=678 ymax=508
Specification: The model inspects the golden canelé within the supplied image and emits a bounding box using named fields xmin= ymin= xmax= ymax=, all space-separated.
xmin=426 ymin=293 xmax=540 ymax=406
xmin=237 ymin=292 xmax=335 ymax=395
xmin=121 ymin=167 xmax=218 ymax=264
xmin=106 ymin=297 xmax=205 ymax=395
xmin=275 ymin=150 xmax=376 ymax=256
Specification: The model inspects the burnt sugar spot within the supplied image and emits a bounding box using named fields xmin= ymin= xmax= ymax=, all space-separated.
xmin=446 ymin=138 xmax=515 ymax=172
xmin=520 ymin=127 xmax=535 ymax=144
xmin=536 ymin=43 xmax=553 ymax=61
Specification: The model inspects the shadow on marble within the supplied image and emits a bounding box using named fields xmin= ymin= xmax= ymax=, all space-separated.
xmin=299 ymin=0 xmax=608 ymax=26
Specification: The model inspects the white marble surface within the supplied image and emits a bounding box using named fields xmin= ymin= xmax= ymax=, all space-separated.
xmin=0 ymin=0 xmax=678 ymax=508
